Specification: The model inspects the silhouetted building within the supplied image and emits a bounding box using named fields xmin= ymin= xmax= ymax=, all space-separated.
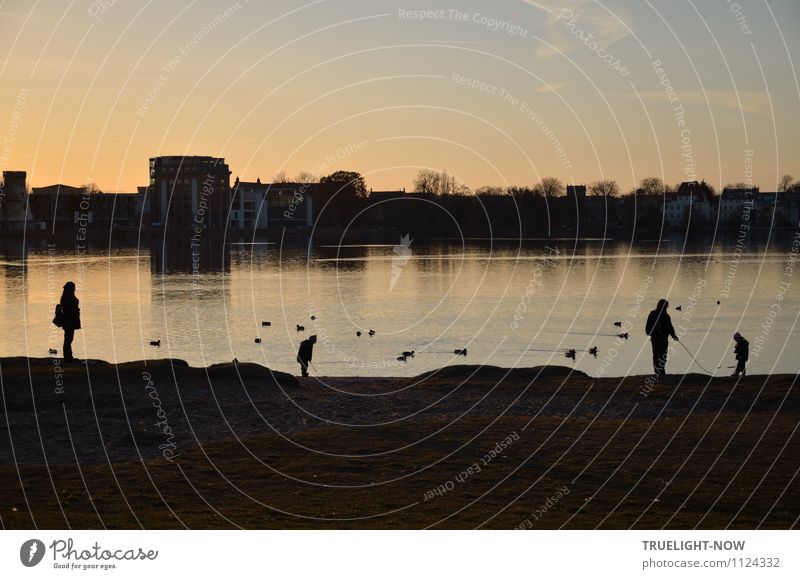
xmin=783 ymin=190 xmax=800 ymax=227
xmin=718 ymin=187 xmax=798 ymax=227
xmin=566 ymin=184 xmax=586 ymax=201
xmin=565 ymin=185 xmax=621 ymax=229
xmin=29 ymin=184 xmax=147 ymax=232
xmin=753 ymin=192 xmax=780 ymax=228
xmin=29 ymin=184 xmax=87 ymax=229
xmin=230 ymin=177 xmax=313 ymax=230
xmin=585 ymin=194 xmax=618 ymax=227
xmin=369 ymin=189 xmax=407 ymax=201
xmin=93 ymin=192 xmax=149 ymax=228
xmin=719 ymin=187 xmax=756 ymax=226
xmin=149 ymin=156 xmax=231 ymax=230
xmin=664 ymin=181 xmax=714 ymax=228
xmin=621 ymin=190 xmax=664 ymax=230
xmin=1 ymin=171 xmax=39 ymax=229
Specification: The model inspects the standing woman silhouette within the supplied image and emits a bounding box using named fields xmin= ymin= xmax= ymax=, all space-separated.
xmin=60 ymin=281 xmax=81 ymax=362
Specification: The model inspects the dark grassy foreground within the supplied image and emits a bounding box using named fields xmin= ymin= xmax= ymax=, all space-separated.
xmin=0 ymin=357 xmax=797 ymax=529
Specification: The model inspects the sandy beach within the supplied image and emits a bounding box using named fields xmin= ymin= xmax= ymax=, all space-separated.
xmin=0 ymin=357 xmax=797 ymax=529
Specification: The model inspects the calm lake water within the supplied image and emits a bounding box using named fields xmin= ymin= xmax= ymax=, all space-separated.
xmin=1 ymin=233 xmax=798 ymax=377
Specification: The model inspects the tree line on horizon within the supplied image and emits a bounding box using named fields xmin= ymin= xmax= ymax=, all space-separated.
xmin=414 ymin=169 xmax=800 ymax=199
xmin=278 ymin=168 xmax=798 ymax=232
xmin=274 ymin=167 xmax=799 ymax=199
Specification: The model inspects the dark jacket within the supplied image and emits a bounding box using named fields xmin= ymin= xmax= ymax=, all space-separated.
xmin=650 ymin=300 xmax=676 ymax=342
xmin=60 ymin=292 xmax=81 ymax=330
xmin=297 ymin=339 xmax=314 ymax=364
xmin=734 ymin=338 xmax=749 ymax=361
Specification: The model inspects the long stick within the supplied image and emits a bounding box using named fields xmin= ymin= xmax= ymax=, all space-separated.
xmin=309 ymin=361 xmax=319 ymax=375
xmin=527 ymin=348 xmax=570 ymax=352
xmin=677 ymin=340 xmax=712 ymax=374
xmin=716 ymin=361 xmax=763 ymax=369
xmin=526 ymin=348 xmax=585 ymax=353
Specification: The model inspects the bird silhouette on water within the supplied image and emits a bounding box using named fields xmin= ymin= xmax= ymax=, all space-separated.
xmin=150 ymin=340 xmax=161 ymax=347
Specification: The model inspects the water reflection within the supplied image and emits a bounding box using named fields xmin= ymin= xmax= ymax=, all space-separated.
xmin=150 ymin=235 xmax=230 ymax=275
xmin=0 ymin=232 xmax=797 ymax=377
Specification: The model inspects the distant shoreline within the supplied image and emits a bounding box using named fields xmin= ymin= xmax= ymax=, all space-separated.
xmin=3 ymin=225 xmax=799 ymax=242
xmin=3 ymin=356 xmax=796 ymax=380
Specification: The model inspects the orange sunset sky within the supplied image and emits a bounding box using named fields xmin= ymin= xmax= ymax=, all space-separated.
xmin=1 ymin=0 xmax=798 ymax=193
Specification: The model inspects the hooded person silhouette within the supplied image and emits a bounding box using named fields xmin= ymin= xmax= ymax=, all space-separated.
xmin=645 ymin=298 xmax=678 ymax=375
xmin=297 ymin=334 xmax=317 ymax=377
xmin=59 ymin=281 xmax=81 ymax=362
xmin=732 ymin=332 xmax=749 ymax=377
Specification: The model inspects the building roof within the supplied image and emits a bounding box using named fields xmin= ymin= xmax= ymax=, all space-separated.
xmin=150 ymin=155 xmax=226 ymax=162
xmin=661 ymin=181 xmax=715 ymax=202
xmin=369 ymin=190 xmax=406 ymax=199
xmin=31 ymin=184 xmax=86 ymax=195
xmin=721 ymin=187 xmax=758 ymax=200
xmin=233 ymin=178 xmax=314 ymax=193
